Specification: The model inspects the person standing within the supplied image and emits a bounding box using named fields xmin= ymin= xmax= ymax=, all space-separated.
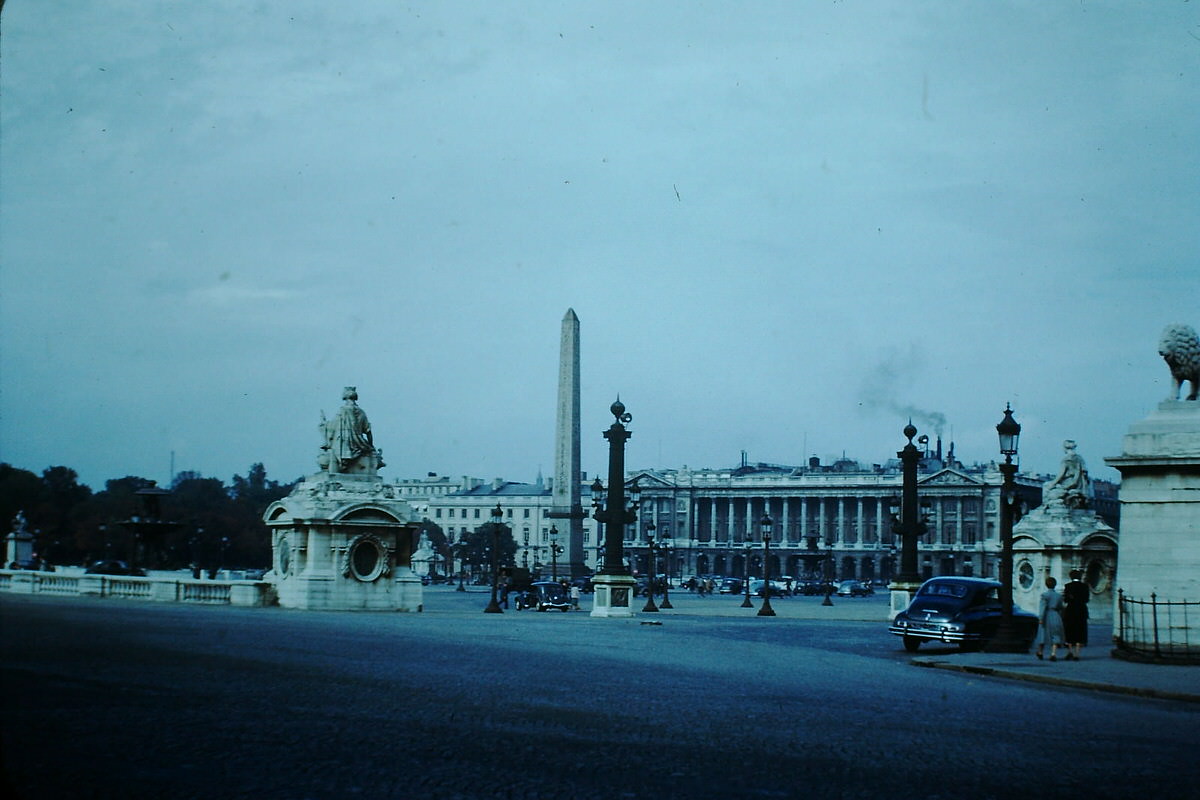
xmin=1035 ymin=576 xmax=1066 ymax=662
xmin=1061 ymin=569 xmax=1090 ymax=661
xmin=570 ymin=583 xmax=581 ymax=610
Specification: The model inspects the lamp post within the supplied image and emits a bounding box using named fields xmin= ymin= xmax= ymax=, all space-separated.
xmin=822 ymin=537 xmax=835 ymax=607
xmin=484 ymin=503 xmax=504 ymax=614
xmin=590 ymin=399 xmax=641 ymax=617
xmin=741 ymin=541 xmax=755 ymax=609
xmin=987 ymin=404 xmax=1028 ymax=652
xmin=659 ymin=537 xmax=674 ymax=610
xmin=548 ymin=525 xmax=564 ymax=582
xmin=758 ymin=514 xmax=776 ymax=616
xmin=642 ymin=521 xmax=659 ymax=613
xmin=456 ymin=534 xmax=467 ymax=591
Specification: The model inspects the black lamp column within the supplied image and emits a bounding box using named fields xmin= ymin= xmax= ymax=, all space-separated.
xmin=593 ymin=400 xmax=636 ymax=576
xmin=741 ymin=541 xmax=755 ymax=609
xmin=822 ymin=537 xmax=835 ymax=607
xmin=987 ymin=404 xmax=1028 ymax=652
xmin=895 ymin=422 xmax=923 ymax=585
xmin=659 ymin=538 xmax=674 ymax=610
xmin=549 ymin=525 xmax=563 ymax=582
xmin=642 ymin=522 xmax=658 ymax=613
xmin=484 ymin=503 xmax=504 ymax=614
xmin=757 ymin=514 xmax=776 ymax=617
xmin=590 ymin=399 xmax=641 ymax=617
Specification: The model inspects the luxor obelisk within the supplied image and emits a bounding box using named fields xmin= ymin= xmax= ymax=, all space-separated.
xmin=548 ymin=308 xmax=588 ymax=577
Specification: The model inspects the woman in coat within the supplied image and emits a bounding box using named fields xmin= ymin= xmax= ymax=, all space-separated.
xmin=1036 ymin=575 xmax=1065 ymax=662
xmin=1061 ymin=569 xmax=1090 ymax=661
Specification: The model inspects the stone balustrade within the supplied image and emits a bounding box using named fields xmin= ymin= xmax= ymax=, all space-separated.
xmin=0 ymin=568 xmax=275 ymax=607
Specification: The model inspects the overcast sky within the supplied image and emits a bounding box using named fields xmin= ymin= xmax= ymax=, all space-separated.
xmin=2 ymin=1 xmax=1197 ymax=492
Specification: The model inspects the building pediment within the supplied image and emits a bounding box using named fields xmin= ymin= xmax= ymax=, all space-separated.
xmin=918 ymin=469 xmax=984 ymax=487
xmin=627 ymin=471 xmax=674 ymax=489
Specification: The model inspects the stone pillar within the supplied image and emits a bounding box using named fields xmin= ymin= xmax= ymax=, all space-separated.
xmin=1107 ymin=401 xmax=1200 ymax=644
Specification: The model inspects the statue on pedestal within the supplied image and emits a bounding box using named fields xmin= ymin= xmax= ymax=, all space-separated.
xmin=318 ymin=387 xmax=384 ymax=473
xmin=1042 ymin=440 xmax=1090 ymax=510
xmin=1158 ymin=323 xmax=1200 ymax=402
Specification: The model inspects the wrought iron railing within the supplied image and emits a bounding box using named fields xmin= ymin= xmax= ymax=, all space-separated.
xmin=1114 ymin=589 xmax=1199 ymax=664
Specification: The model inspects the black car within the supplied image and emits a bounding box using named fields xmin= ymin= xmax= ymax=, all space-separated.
xmin=84 ymin=560 xmax=146 ymax=577
xmin=518 ymin=581 xmax=572 ymax=612
xmin=889 ymin=577 xmax=1038 ymax=652
xmin=836 ymin=580 xmax=873 ymax=597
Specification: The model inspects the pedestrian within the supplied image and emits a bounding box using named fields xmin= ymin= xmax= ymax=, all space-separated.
xmin=1035 ymin=575 xmax=1065 ymax=662
xmin=570 ymin=583 xmax=581 ymax=610
xmin=1061 ymin=569 xmax=1090 ymax=661
xmin=500 ymin=582 xmax=509 ymax=609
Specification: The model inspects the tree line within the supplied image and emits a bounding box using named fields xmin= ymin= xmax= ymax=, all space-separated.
xmin=0 ymin=462 xmax=296 ymax=571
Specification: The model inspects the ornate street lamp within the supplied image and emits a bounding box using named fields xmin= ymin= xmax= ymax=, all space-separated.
xmin=590 ymin=399 xmax=641 ymax=617
xmin=987 ymin=404 xmax=1028 ymax=652
xmin=757 ymin=514 xmax=776 ymax=616
xmin=455 ymin=534 xmax=467 ymax=591
xmin=892 ymin=422 xmax=925 ymax=586
xmin=642 ymin=521 xmax=659 ymax=613
xmin=548 ymin=525 xmax=564 ymax=582
xmin=822 ymin=536 xmax=835 ymax=607
xmin=741 ymin=541 xmax=755 ymax=609
xmin=659 ymin=536 xmax=674 ymax=610
xmin=484 ymin=503 xmax=504 ymax=614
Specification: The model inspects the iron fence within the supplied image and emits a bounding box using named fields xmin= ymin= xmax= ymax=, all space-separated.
xmin=1114 ymin=589 xmax=1200 ymax=664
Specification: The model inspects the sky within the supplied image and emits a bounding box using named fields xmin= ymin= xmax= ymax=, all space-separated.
xmin=1 ymin=1 xmax=1197 ymax=492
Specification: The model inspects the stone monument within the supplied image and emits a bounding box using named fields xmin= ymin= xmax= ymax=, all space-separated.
xmin=1105 ymin=324 xmax=1200 ymax=651
xmin=547 ymin=309 xmax=589 ymax=578
xmin=5 ymin=511 xmax=34 ymax=568
xmin=265 ymin=387 xmax=422 ymax=611
xmin=1011 ymin=440 xmax=1117 ymax=621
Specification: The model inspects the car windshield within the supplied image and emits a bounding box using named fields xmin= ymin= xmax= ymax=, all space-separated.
xmin=917 ymin=581 xmax=969 ymax=599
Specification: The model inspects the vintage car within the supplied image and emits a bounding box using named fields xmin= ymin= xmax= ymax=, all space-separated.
xmin=889 ymin=577 xmax=1039 ymax=652
xmin=519 ymin=581 xmax=572 ymax=612
xmin=836 ymin=580 xmax=874 ymax=597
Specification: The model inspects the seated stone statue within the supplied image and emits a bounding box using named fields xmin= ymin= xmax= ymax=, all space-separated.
xmin=1042 ymin=439 xmax=1089 ymax=509
xmin=319 ymin=387 xmax=381 ymax=473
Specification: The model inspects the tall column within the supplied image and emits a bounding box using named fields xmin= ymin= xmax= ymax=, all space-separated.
xmin=548 ymin=309 xmax=588 ymax=577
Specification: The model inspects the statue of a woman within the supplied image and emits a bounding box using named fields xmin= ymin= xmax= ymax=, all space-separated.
xmin=1043 ymin=440 xmax=1089 ymax=509
xmin=320 ymin=387 xmax=377 ymax=472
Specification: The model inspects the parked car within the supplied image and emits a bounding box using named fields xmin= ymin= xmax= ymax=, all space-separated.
xmin=837 ymin=580 xmax=874 ymax=597
xmin=84 ymin=560 xmax=145 ymax=577
xmin=889 ymin=577 xmax=1038 ymax=653
xmin=520 ymin=581 xmax=572 ymax=612
xmin=748 ymin=580 xmax=788 ymax=598
xmin=718 ymin=578 xmax=743 ymax=594
xmin=798 ymin=580 xmax=835 ymax=596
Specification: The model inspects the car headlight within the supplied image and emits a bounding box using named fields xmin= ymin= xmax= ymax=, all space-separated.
xmin=942 ymin=622 xmax=964 ymax=632
xmin=894 ymin=619 xmax=908 ymax=628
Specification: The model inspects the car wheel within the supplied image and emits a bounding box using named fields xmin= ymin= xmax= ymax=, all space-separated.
xmin=959 ymin=641 xmax=982 ymax=653
xmin=560 ymin=607 xmax=569 ymax=612
xmin=903 ymin=636 xmax=921 ymax=653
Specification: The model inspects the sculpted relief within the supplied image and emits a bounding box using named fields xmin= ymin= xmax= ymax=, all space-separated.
xmin=1159 ymin=323 xmax=1200 ymax=402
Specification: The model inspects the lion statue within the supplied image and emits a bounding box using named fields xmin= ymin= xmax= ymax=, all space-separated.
xmin=1159 ymin=323 xmax=1200 ymax=401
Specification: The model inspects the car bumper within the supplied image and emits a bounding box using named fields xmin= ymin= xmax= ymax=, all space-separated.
xmin=888 ymin=624 xmax=978 ymax=644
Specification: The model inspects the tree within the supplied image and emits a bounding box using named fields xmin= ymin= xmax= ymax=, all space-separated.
xmin=458 ymin=521 xmax=516 ymax=581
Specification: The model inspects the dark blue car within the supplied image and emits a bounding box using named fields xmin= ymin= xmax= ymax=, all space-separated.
xmin=889 ymin=577 xmax=1038 ymax=652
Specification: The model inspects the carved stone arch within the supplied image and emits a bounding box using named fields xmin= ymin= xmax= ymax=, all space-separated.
xmin=335 ymin=503 xmax=403 ymax=524
xmin=266 ymin=504 xmax=290 ymax=522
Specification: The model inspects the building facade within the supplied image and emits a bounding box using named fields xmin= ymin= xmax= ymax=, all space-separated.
xmin=624 ymin=452 xmax=1045 ymax=585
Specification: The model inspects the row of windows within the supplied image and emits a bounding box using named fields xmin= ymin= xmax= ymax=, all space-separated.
xmin=433 ymin=507 xmax=550 ymax=520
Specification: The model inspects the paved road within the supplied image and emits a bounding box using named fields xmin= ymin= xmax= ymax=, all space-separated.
xmin=2 ymin=589 xmax=1197 ymax=799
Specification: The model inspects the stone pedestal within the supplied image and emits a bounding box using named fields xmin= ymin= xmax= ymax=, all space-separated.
xmin=5 ymin=527 xmax=33 ymax=568
xmin=888 ymin=581 xmax=921 ymax=619
xmin=264 ymin=472 xmax=422 ymax=611
xmin=1107 ymin=401 xmax=1200 ymax=647
xmin=590 ymin=574 xmax=637 ymax=618
xmin=1011 ymin=504 xmax=1117 ymax=621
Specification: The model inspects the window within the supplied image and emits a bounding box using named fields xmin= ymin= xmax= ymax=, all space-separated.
xmin=448 ymin=509 xmax=455 ymax=518
xmin=524 ymin=509 xmax=530 ymax=518
xmin=474 ymin=509 xmax=481 ymax=519
xmin=435 ymin=509 xmax=443 ymax=518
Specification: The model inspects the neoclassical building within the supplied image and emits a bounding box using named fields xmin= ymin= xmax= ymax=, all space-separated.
xmin=413 ymin=447 xmax=1119 ymax=588
xmin=625 ymin=450 xmax=1048 ymax=585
